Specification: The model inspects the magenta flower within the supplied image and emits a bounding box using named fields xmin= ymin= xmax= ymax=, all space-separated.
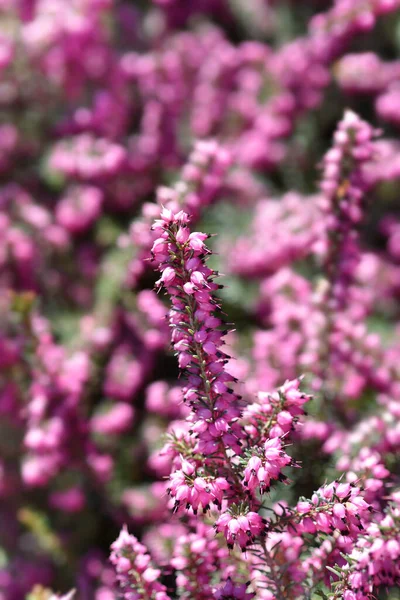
xmin=215 ymin=508 xmax=265 ymax=550
xmin=167 ymin=465 xmax=230 ymax=514
xmin=243 ymin=438 xmax=292 ymax=496
xmin=110 ymin=526 xmax=171 ymax=599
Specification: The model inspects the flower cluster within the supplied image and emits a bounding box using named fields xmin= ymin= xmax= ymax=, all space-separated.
xmin=110 ymin=526 xmax=171 ymax=600
xmin=215 ymin=508 xmax=265 ymax=551
xmin=243 ymin=438 xmax=292 ymax=496
xmin=328 ymin=493 xmax=400 ymax=598
xmin=167 ymin=462 xmax=230 ymax=514
xmin=294 ymin=482 xmax=371 ymax=538
xmin=243 ymin=378 xmax=311 ymax=441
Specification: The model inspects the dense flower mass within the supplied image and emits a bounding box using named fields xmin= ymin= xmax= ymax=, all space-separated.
xmin=2 ymin=0 xmax=400 ymax=599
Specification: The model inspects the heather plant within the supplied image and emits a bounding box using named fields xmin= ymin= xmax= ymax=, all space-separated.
xmin=2 ymin=1 xmax=400 ymax=599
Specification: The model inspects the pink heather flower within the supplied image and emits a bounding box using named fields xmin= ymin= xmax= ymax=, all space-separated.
xmin=169 ymin=521 xmax=230 ymax=598
xmin=244 ymin=378 xmax=311 ymax=441
xmin=243 ymin=438 xmax=292 ymax=495
xmin=215 ymin=509 xmax=264 ymax=550
xmin=279 ymin=378 xmax=310 ymax=408
xmin=325 ymin=501 xmax=400 ymax=597
xmin=110 ymin=526 xmax=171 ymax=599
xmin=295 ymin=482 xmax=371 ymax=538
xmin=167 ymin=463 xmax=230 ymax=514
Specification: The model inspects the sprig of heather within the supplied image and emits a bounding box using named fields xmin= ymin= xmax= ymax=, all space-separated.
xmin=151 ymin=207 xmax=246 ymax=463
xmin=320 ymin=110 xmax=378 ymax=313
xmin=316 ymin=111 xmax=378 ymax=398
